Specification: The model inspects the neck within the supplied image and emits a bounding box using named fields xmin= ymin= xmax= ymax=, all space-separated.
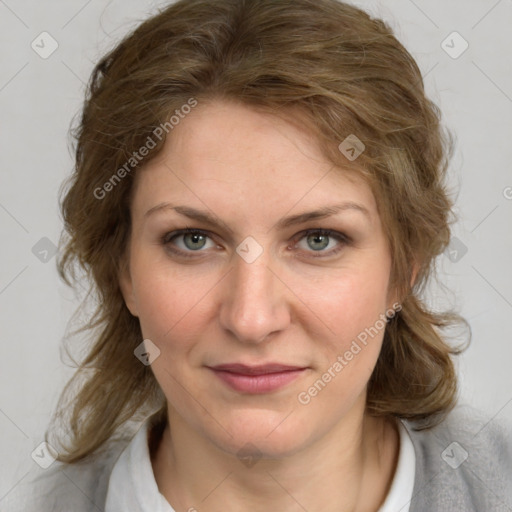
xmin=151 ymin=404 xmax=400 ymax=512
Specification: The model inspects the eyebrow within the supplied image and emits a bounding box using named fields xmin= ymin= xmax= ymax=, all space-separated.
xmin=144 ymin=202 xmax=371 ymax=233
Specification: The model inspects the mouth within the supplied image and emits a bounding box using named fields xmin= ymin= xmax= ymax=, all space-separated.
xmin=207 ymin=363 xmax=309 ymax=394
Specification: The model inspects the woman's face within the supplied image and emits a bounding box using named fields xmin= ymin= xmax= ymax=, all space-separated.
xmin=120 ymin=100 xmax=398 ymax=458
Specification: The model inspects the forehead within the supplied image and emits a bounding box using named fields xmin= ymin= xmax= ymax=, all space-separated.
xmin=131 ymin=100 xmax=377 ymax=221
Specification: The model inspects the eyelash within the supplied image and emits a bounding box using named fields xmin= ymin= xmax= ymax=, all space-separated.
xmin=160 ymin=228 xmax=351 ymax=259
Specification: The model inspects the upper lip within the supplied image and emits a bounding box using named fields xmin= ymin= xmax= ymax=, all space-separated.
xmin=209 ymin=363 xmax=307 ymax=375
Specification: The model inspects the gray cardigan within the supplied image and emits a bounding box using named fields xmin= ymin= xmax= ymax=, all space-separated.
xmin=2 ymin=405 xmax=511 ymax=511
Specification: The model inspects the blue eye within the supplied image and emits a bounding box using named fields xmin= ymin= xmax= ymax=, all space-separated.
xmin=296 ymin=229 xmax=348 ymax=256
xmin=161 ymin=228 xmax=350 ymax=259
xmin=308 ymin=234 xmax=330 ymax=250
xmin=162 ymin=229 xmax=216 ymax=255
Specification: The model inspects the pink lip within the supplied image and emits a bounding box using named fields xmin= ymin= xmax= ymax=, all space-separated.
xmin=208 ymin=363 xmax=308 ymax=394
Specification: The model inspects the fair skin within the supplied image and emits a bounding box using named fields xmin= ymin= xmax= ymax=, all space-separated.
xmin=120 ymin=100 xmax=405 ymax=512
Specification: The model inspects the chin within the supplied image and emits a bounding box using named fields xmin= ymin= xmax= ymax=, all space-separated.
xmin=206 ymin=409 xmax=313 ymax=460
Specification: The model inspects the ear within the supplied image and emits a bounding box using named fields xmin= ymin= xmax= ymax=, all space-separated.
xmin=409 ymin=260 xmax=420 ymax=288
xmin=118 ymin=256 xmax=139 ymax=317
xmin=386 ymin=260 xmax=420 ymax=311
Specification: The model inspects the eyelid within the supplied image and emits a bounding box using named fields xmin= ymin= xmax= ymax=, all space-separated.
xmin=291 ymin=228 xmax=351 ymax=258
xmin=161 ymin=227 xmax=351 ymax=258
xmin=161 ymin=227 xmax=211 ymax=244
xmin=161 ymin=228 xmax=218 ymax=255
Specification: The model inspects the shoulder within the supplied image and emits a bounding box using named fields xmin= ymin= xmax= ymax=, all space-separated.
xmin=403 ymin=404 xmax=512 ymax=512
xmin=1 ymin=437 xmax=130 ymax=512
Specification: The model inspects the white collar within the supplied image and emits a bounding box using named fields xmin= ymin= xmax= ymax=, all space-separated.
xmin=105 ymin=417 xmax=415 ymax=512
xmin=377 ymin=419 xmax=416 ymax=512
xmin=105 ymin=418 xmax=174 ymax=512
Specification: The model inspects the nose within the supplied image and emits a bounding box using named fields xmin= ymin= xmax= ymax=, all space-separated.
xmin=218 ymin=251 xmax=291 ymax=344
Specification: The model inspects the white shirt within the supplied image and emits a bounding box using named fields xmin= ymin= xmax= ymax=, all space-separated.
xmin=105 ymin=418 xmax=415 ymax=512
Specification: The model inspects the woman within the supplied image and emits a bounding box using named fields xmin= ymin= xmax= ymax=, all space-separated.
xmin=5 ymin=0 xmax=511 ymax=511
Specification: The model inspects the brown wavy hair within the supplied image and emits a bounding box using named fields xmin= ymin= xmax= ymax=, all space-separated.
xmin=48 ymin=0 xmax=469 ymax=463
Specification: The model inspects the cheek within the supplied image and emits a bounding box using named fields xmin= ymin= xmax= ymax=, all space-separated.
xmin=302 ymin=261 xmax=391 ymax=342
xmin=130 ymin=255 xmax=216 ymax=345
xmin=294 ymin=273 xmax=389 ymax=413
xmin=132 ymin=266 xmax=211 ymax=401
xmin=294 ymin=257 xmax=391 ymax=402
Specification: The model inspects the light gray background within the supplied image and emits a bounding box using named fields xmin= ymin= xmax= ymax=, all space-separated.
xmin=1 ymin=0 xmax=511 ymax=499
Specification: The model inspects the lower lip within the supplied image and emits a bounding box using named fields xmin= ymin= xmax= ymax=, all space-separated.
xmin=209 ymin=368 xmax=307 ymax=394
